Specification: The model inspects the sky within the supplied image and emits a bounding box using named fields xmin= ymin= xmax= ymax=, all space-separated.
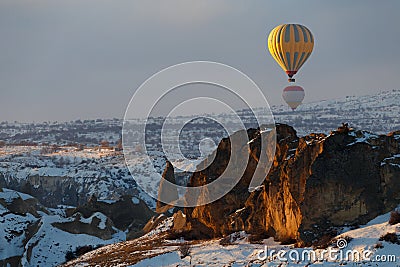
xmin=0 ymin=0 xmax=399 ymax=122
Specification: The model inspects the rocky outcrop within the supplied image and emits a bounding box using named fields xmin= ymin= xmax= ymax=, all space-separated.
xmin=0 ymin=189 xmax=46 ymax=218
xmin=4 ymin=175 xmax=92 ymax=208
xmin=71 ymin=195 xmax=155 ymax=235
xmin=156 ymin=161 xmax=179 ymax=214
xmin=172 ymin=210 xmax=187 ymax=232
xmin=0 ymin=174 xmax=6 ymax=188
xmin=176 ymin=124 xmax=400 ymax=245
xmin=52 ymin=212 xmax=115 ymax=240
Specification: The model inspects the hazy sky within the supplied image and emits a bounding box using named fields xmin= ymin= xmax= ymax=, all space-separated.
xmin=1 ymin=1 xmax=399 ymax=122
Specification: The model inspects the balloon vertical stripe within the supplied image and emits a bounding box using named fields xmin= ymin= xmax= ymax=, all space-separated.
xmin=299 ymin=25 xmax=309 ymax=42
xmin=284 ymin=24 xmax=291 ymax=42
xmin=293 ymin=24 xmax=300 ymax=42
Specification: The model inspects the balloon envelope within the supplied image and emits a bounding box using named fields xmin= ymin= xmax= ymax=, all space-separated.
xmin=268 ymin=24 xmax=314 ymax=80
xmin=282 ymin=85 xmax=305 ymax=110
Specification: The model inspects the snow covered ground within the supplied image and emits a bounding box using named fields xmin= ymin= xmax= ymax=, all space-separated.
xmin=127 ymin=219 xmax=400 ymax=267
xmin=0 ymin=188 xmax=127 ymax=267
xmin=272 ymin=89 xmax=400 ymax=136
xmin=0 ymin=145 xmax=156 ymax=209
xmin=62 ymin=207 xmax=400 ymax=267
xmin=20 ymin=213 xmax=125 ymax=267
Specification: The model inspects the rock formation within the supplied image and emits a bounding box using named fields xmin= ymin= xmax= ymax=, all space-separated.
xmin=169 ymin=124 xmax=400 ymax=245
xmin=156 ymin=161 xmax=179 ymax=214
xmin=52 ymin=212 xmax=116 ymax=240
xmin=71 ymin=195 xmax=154 ymax=237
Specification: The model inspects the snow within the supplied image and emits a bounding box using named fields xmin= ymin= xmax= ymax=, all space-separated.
xmin=129 ymin=251 xmax=181 ymax=267
xmin=131 ymin=197 xmax=140 ymax=204
xmin=271 ymin=89 xmax=400 ymax=136
xmin=381 ymin=154 xmax=400 ymax=167
xmin=0 ymin=211 xmax=37 ymax=259
xmin=0 ymin=145 xmax=157 ymax=209
xmin=143 ymin=217 xmax=174 ymax=238
xmin=98 ymin=199 xmax=117 ymax=204
xmin=36 ymin=167 xmax=68 ymax=177
xmin=172 ymin=159 xmax=203 ymax=173
xmin=0 ymin=189 xmax=127 ymax=266
xmin=347 ymin=131 xmax=379 ymax=146
xmin=0 ymin=188 xmax=34 ymax=203
xmin=20 ymin=214 xmax=125 ymax=267
xmin=79 ymin=212 xmax=108 ymax=230
xmin=248 ymin=185 xmax=265 ymax=192
xmin=123 ymin=208 xmax=400 ymax=267
xmin=235 ymin=207 xmax=246 ymax=214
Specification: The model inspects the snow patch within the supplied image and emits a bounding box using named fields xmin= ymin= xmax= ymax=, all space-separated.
xmin=129 ymin=251 xmax=181 ymax=267
xmin=98 ymin=199 xmax=117 ymax=204
xmin=79 ymin=212 xmax=108 ymax=230
xmin=0 ymin=188 xmax=34 ymax=203
xmin=131 ymin=197 xmax=140 ymax=205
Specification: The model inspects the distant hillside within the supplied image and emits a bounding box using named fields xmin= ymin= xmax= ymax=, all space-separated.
xmin=272 ymin=89 xmax=400 ymax=136
xmin=0 ymin=89 xmax=399 ymax=145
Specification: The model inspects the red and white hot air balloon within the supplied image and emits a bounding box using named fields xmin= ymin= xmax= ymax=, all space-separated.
xmin=282 ymin=85 xmax=305 ymax=111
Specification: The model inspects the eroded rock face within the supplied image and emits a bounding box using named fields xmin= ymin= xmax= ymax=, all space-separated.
xmin=0 ymin=190 xmax=46 ymax=218
xmin=52 ymin=212 xmax=115 ymax=240
xmin=156 ymin=161 xmax=179 ymax=214
xmin=175 ymin=124 xmax=400 ymax=245
xmin=71 ymin=195 xmax=155 ymax=232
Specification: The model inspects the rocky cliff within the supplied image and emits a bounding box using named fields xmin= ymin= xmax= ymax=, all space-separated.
xmin=176 ymin=124 xmax=400 ymax=245
xmin=156 ymin=161 xmax=179 ymax=214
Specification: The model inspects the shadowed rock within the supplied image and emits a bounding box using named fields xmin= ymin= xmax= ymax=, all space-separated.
xmin=156 ymin=161 xmax=179 ymax=213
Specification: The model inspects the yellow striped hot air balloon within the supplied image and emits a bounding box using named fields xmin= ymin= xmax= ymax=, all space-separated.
xmin=268 ymin=24 xmax=314 ymax=82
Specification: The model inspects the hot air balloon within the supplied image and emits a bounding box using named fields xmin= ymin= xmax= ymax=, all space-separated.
xmin=268 ymin=24 xmax=314 ymax=82
xmin=282 ymin=85 xmax=305 ymax=110
xmin=267 ymin=23 xmax=314 ymax=110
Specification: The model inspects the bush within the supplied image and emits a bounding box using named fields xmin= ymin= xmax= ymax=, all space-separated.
xmin=75 ymin=245 xmax=95 ymax=256
xmin=374 ymin=242 xmax=384 ymax=249
xmin=248 ymin=235 xmax=264 ymax=244
xmin=248 ymin=232 xmax=270 ymax=244
xmin=64 ymin=245 xmax=102 ymax=262
xmin=219 ymin=235 xmax=234 ymax=246
xmin=280 ymin=238 xmax=297 ymax=245
xmin=312 ymin=231 xmax=338 ymax=249
xmin=379 ymin=232 xmax=400 ymax=245
xmin=65 ymin=251 xmax=75 ymax=261
xmin=343 ymin=235 xmax=353 ymax=243
xmin=389 ymin=210 xmax=400 ymax=225
xmin=178 ymin=243 xmax=191 ymax=259
xmin=219 ymin=232 xmax=249 ymax=245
